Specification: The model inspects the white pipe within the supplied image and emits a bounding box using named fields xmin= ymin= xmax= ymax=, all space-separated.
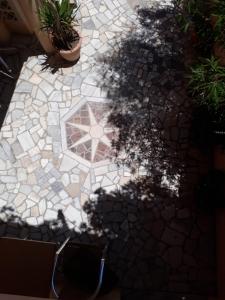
xmin=51 ymin=237 xmax=70 ymax=299
xmin=88 ymin=258 xmax=105 ymax=300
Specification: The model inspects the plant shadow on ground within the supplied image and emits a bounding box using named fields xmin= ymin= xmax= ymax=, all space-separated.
xmin=95 ymin=1 xmax=216 ymax=298
xmin=40 ymin=53 xmax=80 ymax=74
xmin=0 ymin=3 xmax=217 ymax=300
xmin=0 ymin=35 xmax=43 ymax=129
xmin=98 ymin=3 xmax=190 ymax=175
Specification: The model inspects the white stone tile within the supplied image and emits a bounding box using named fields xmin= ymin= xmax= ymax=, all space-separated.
xmin=47 ymin=112 xmax=59 ymax=126
xmin=45 ymin=209 xmax=57 ymax=220
xmin=22 ymin=209 xmax=30 ymax=219
xmin=62 ymin=173 xmax=70 ymax=186
xmin=60 ymin=155 xmax=78 ymax=172
xmin=0 ymin=176 xmax=17 ymax=183
xmin=83 ymin=173 xmax=91 ymax=190
xmin=26 ymin=199 xmax=36 ymax=208
xmin=47 ymin=201 xmax=53 ymax=209
xmin=104 ymin=185 xmax=116 ymax=193
xmin=38 ymin=139 xmax=45 ymax=150
xmin=17 ymin=168 xmax=27 ymax=182
xmin=64 ymin=205 xmax=82 ymax=224
xmin=101 ymin=176 xmax=113 ymax=187
xmin=39 ymin=199 xmax=47 ymax=215
xmin=28 ymin=192 xmax=39 ymax=203
xmin=17 ymin=131 xmax=35 ymax=152
xmin=92 ymin=183 xmax=100 ymax=191
xmin=0 ymin=199 xmax=7 ymax=206
xmin=40 ymin=80 xmax=54 ymax=96
xmin=0 ymin=159 xmax=6 ymax=170
xmin=41 ymin=159 xmax=48 ymax=168
xmin=71 ymin=174 xmax=79 ymax=183
xmin=17 ymin=202 xmax=26 ymax=213
xmin=59 ymin=190 xmax=68 ymax=199
xmin=94 ymin=165 xmax=108 ymax=176
xmin=78 ymin=164 xmax=89 ymax=173
xmin=26 ymin=217 xmax=38 ymax=226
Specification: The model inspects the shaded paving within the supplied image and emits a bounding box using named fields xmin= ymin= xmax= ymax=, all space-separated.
xmin=0 ymin=0 xmax=216 ymax=299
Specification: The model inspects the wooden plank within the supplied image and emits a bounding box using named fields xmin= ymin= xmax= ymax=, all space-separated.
xmin=0 ymin=238 xmax=56 ymax=298
xmin=0 ymin=294 xmax=54 ymax=300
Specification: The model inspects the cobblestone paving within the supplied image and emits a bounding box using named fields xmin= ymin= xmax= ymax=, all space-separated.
xmin=0 ymin=0 xmax=216 ymax=299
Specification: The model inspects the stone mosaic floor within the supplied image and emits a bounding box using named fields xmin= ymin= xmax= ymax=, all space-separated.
xmin=0 ymin=0 xmax=139 ymax=229
xmin=0 ymin=0 xmax=217 ymax=299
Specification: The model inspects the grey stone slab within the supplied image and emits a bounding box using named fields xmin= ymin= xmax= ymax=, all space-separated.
xmin=51 ymin=181 xmax=64 ymax=193
xmin=1 ymin=140 xmax=15 ymax=163
xmin=48 ymin=126 xmax=61 ymax=140
xmin=11 ymin=141 xmax=23 ymax=157
xmin=0 ymin=145 xmax=8 ymax=160
xmin=26 ymin=120 xmax=33 ymax=130
xmin=35 ymin=168 xmax=45 ymax=180
xmin=49 ymin=168 xmax=61 ymax=179
xmin=83 ymin=19 xmax=96 ymax=30
xmin=72 ymin=76 xmax=82 ymax=89
xmin=93 ymin=0 xmax=101 ymax=9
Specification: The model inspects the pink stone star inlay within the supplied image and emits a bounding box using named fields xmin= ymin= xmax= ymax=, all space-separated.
xmin=65 ymin=102 xmax=115 ymax=162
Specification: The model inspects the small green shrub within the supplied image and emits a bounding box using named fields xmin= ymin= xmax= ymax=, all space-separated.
xmin=188 ymin=56 xmax=225 ymax=111
xmin=213 ymin=20 xmax=225 ymax=48
xmin=38 ymin=0 xmax=79 ymax=50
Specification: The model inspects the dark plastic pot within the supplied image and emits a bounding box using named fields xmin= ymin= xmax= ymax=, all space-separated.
xmin=60 ymin=244 xmax=118 ymax=299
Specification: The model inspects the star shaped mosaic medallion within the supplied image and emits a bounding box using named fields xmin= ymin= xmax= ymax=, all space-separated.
xmin=65 ymin=102 xmax=115 ymax=163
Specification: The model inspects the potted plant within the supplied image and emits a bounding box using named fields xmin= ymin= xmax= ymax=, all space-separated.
xmin=189 ymin=56 xmax=225 ymax=123
xmin=38 ymin=0 xmax=81 ymax=62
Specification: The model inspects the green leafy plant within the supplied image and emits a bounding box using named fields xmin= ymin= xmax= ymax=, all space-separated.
xmin=175 ymin=0 xmax=213 ymax=56
xmin=175 ymin=0 xmax=201 ymax=33
xmin=38 ymin=0 xmax=79 ymax=50
xmin=188 ymin=56 xmax=225 ymax=111
xmin=211 ymin=0 xmax=225 ymax=47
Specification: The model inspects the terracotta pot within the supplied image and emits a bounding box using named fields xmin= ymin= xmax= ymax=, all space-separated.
xmin=59 ymin=36 xmax=82 ymax=62
xmin=211 ymin=15 xmax=218 ymax=28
